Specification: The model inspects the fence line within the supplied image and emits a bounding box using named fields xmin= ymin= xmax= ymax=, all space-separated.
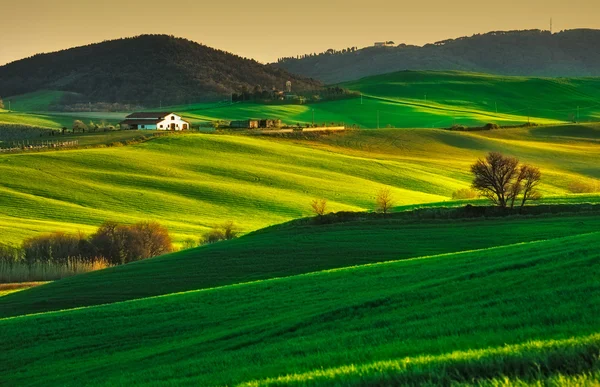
xmin=0 ymin=140 xmax=80 ymax=153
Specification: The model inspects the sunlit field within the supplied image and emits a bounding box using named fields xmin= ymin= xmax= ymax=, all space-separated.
xmin=2 ymin=231 xmax=599 ymax=385
xmin=1 ymin=124 xmax=599 ymax=247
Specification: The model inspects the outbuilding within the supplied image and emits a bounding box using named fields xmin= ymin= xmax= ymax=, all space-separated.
xmin=120 ymin=112 xmax=190 ymax=130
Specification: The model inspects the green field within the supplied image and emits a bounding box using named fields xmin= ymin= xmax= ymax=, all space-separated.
xmin=4 ymin=71 xmax=600 ymax=130
xmin=2 ymin=228 xmax=599 ymax=385
xmin=4 ymin=209 xmax=600 ymax=317
xmin=1 ymin=125 xmax=599 ymax=247
xmin=2 ymin=70 xmax=600 ymax=386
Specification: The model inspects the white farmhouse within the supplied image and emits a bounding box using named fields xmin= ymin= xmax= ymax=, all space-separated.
xmin=120 ymin=112 xmax=190 ymax=131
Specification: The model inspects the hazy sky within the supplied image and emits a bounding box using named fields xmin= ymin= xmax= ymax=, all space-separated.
xmin=1 ymin=0 xmax=599 ymax=66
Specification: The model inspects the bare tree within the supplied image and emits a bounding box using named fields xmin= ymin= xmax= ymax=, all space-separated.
xmin=471 ymin=152 xmax=541 ymax=208
xmin=519 ymin=165 xmax=542 ymax=208
xmin=471 ymin=152 xmax=520 ymax=208
xmin=310 ymin=199 xmax=328 ymax=216
xmin=376 ymin=187 xmax=395 ymax=214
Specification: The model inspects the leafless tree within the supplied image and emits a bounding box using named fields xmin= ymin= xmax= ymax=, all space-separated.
xmin=471 ymin=152 xmax=541 ymax=208
xmin=310 ymin=199 xmax=328 ymax=216
xmin=519 ymin=165 xmax=542 ymax=208
xmin=376 ymin=187 xmax=395 ymax=214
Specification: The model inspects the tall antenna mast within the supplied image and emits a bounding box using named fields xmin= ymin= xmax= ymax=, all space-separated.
xmin=550 ymin=18 xmax=553 ymax=33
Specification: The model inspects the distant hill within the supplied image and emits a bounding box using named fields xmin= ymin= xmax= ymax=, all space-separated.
xmin=275 ymin=29 xmax=600 ymax=83
xmin=0 ymin=35 xmax=321 ymax=107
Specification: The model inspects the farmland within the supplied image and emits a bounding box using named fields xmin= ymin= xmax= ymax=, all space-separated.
xmin=1 ymin=230 xmax=599 ymax=385
xmin=1 ymin=124 xmax=599 ymax=247
xmin=2 ymin=68 xmax=600 ymax=386
xmin=3 ymin=71 xmax=600 ymax=130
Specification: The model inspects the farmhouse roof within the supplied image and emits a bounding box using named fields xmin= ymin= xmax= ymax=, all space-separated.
xmin=125 ymin=112 xmax=174 ymax=119
xmin=120 ymin=119 xmax=162 ymax=125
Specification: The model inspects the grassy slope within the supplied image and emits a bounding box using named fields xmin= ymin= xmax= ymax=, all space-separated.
xmin=2 ymin=232 xmax=599 ymax=386
xmin=4 ymin=71 xmax=600 ymax=129
xmin=3 ymin=211 xmax=600 ymax=317
xmin=1 ymin=126 xmax=599 ymax=246
xmin=169 ymin=71 xmax=600 ymax=128
xmin=341 ymin=71 xmax=600 ymax=126
xmin=3 ymin=90 xmax=74 ymax=112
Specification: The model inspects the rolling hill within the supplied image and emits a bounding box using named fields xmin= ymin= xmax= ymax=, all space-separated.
xmin=0 ymin=35 xmax=321 ymax=107
xmin=3 ymin=208 xmax=600 ymax=317
xmin=1 ymin=125 xmax=600 ymax=248
xmin=2 ymin=229 xmax=599 ymax=385
xmin=275 ymin=29 xmax=600 ymax=83
xmin=3 ymin=71 xmax=600 ymax=131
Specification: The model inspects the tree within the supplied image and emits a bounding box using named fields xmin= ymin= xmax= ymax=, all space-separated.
xmin=519 ymin=165 xmax=542 ymax=207
xmin=310 ymin=199 xmax=328 ymax=216
xmin=202 ymin=221 xmax=239 ymax=244
xmin=375 ymin=187 xmax=395 ymax=214
xmin=471 ymin=152 xmax=541 ymax=208
xmin=90 ymin=221 xmax=173 ymax=265
xmin=0 ymin=97 xmax=4 ymax=109
xmin=73 ymin=120 xmax=88 ymax=133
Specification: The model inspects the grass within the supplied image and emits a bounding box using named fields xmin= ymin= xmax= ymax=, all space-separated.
xmin=5 ymin=71 xmax=600 ymax=130
xmin=0 ymin=126 xmax=599 ymax=247
xmin=1 ymin=232 xmax=599 ymax=385
xmin=2 ymin=208 xmax=600 ymax=317
xmin=2 ymin=90 xmax=76 ymax=112
xmin=0 ymin=259 xmax=110 ymax=283
xmin=0 ymin=282 xmax=47 ymax=297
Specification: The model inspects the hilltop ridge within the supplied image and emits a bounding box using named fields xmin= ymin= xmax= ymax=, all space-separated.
xmin=275 ymin=29 xmax=600 ymax=83
xmin=0 ymin=35 xmax=321 ymax=107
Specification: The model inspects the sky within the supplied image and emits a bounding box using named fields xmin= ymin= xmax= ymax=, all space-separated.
xmin=1 ymin=0 xmax=599 ymax=66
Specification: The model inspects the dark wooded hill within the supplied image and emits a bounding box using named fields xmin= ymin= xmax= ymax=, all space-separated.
xmin=275 ymin=29 xmax=600 ymax=83
xmin=0 ymin=35 xmax=321 ymax=106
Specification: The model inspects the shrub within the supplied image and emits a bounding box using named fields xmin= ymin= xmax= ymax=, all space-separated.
xmin=202 ymin=222 xmax=239 ymax=244
xmin=72 ymin=120 xmax=88 ymax=132
xmin=310 ymin=199 xmax=328 ymax=216
xmin=181 ymin=238 xmax=198 ymax=250
xmin=452 ymin=188 xmax=479 ymax=200
xmin=22 ymin=231 xmax=91 ymax=266
xmin=375 ymin=187 xmax=395 ymax=214
xmin=90 ymin=221 xmax=173 ymax=265
xmin=568 ymin=180 xmax=599 ymax=194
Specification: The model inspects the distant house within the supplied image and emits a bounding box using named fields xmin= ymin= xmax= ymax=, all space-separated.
xmin=229 ymin=119 xmax=282 ymax=129
xmin=120 ymin=112 xmax=190 ymax=130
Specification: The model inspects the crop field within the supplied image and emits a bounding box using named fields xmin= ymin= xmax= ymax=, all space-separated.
xmin=4 ymin=71 xmax=600 ymax=130
xmin=2 ymin=70 xmax=600 ymax=386
xmin=1 ymin=208 xmax=599 ymax=316
xmin=1 ymin=125 xmax=599 ymax=247
xmin=2 ymin=230 xmax=599 ymax=385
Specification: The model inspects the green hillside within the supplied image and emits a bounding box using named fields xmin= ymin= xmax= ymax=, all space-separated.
xmin=1 ymin=126 xmax=600 ymax=247
xmin=160 ymin=71 xmax=600 ymax=128
xmin=3 ymin=209 xmax=600 ymax=317
xmin=4 ymin=71 xmax=600 ymax=130
xmin=2 ymin=90 xmax=75 ymax=112
xmin=2 ymin=231 xmax=599 ymax=385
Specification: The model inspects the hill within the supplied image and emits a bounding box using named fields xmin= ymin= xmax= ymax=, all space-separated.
xmin=1 ymin=126 xmax=600 ymax=248
xmin=2 ymin=208 xmax=600 ymax=317
xmin=4 ymin=71 xmax=600 ymax=130
xmin=171 ymin=71 xmax=600 ymax=128
xmin=2 ymin=231 xmax=600 ymax=385
xmin=0 ymin=35 xmax=321 ymax=107
xmin=275 ymin=29 xmax=600 ymax=83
